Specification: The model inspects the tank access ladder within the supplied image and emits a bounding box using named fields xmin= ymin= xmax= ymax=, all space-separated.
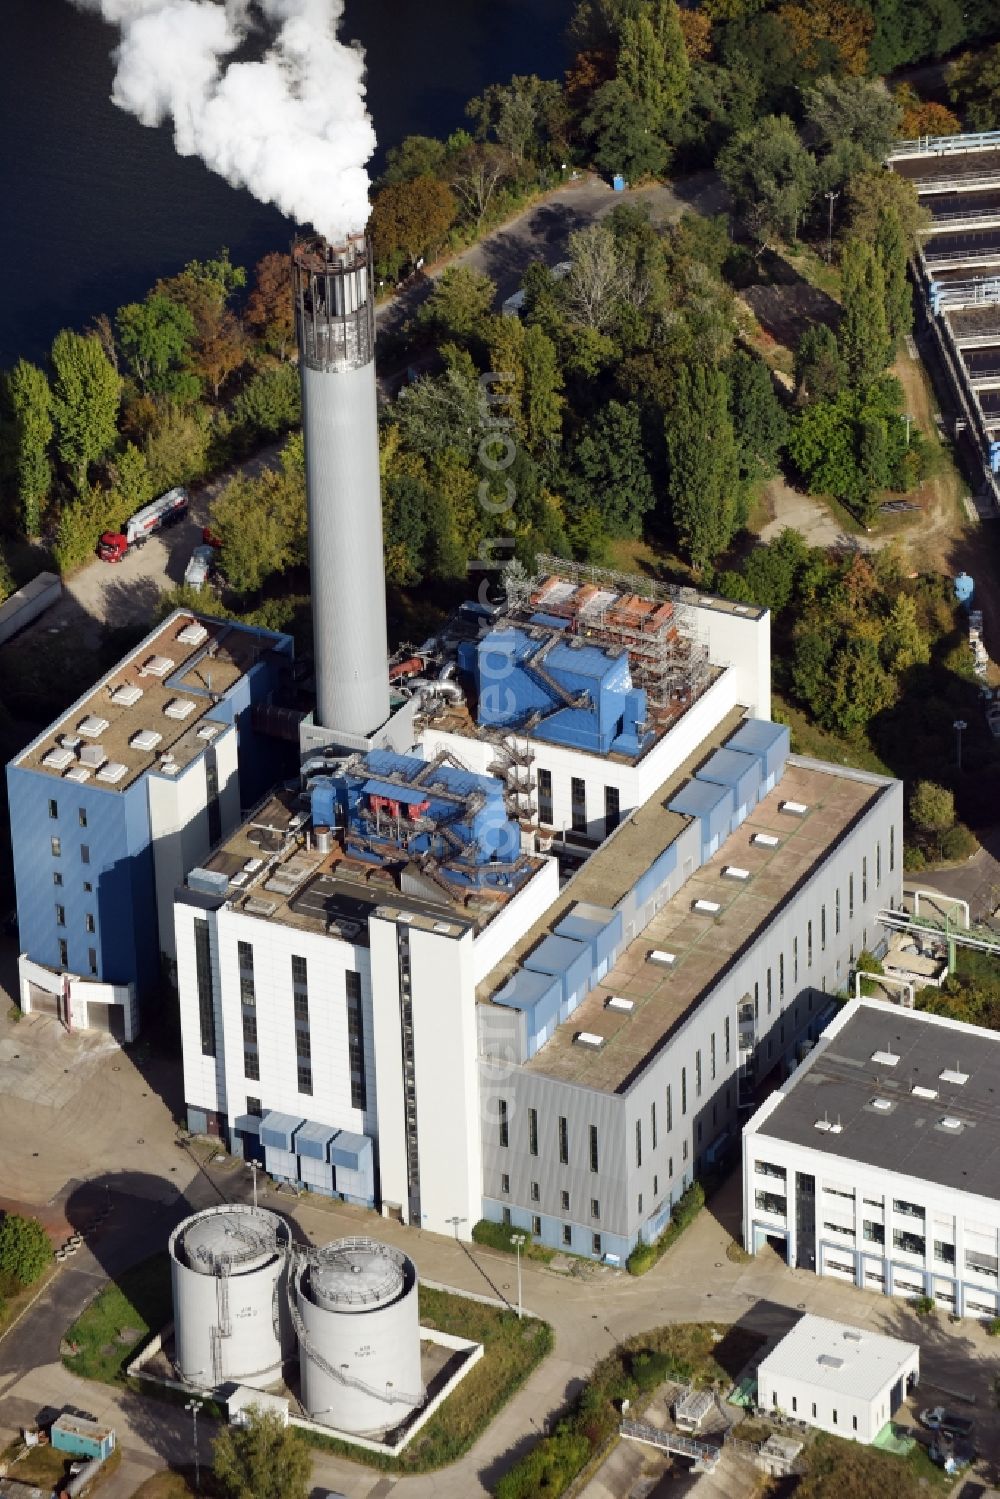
xmin=620 ymin=1419 xmax=722 ymax=1473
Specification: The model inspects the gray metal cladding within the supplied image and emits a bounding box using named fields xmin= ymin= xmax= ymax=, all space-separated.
xmin=302 ymin=359 xmax=390 ymax=736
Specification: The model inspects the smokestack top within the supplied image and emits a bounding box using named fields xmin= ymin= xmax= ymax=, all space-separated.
xmin=293 ymin=231 xmax=374 ymax=374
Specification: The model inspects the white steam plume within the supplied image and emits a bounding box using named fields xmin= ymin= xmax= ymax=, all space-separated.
xmin=70 ymin=0 xmax=375 ymax=237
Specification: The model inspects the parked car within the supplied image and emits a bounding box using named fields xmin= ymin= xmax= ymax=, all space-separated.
xmin=919 ymin=1406 xmax=974 ymax=1437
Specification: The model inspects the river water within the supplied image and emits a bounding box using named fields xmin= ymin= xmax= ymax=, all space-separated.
xmin=0 ymin=0 xmax=573 ymax=365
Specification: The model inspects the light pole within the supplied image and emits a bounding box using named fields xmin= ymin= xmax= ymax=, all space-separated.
xmin=954 ymin=719 xmax=967 ymax=771
xmin=511 ymin=1233 xmax=526 ymax=1320
xmin=446 ymin=1215 xmax=467 ymax=1241
xmin=247 ymin=1158 xmax=261 ymax=1211
xmin=185 ymin=1399 xmax=204 ymax=1491
xmin=902 ymin=412 xmax=913 ymax=447
xmin=825 ymin=190 xmax=840 ymax=263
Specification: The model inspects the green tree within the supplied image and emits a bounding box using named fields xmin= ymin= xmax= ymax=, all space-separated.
xmin=418 ymin=266 xmax=496 ymax=341
xmin=794 ymin=324 xmax=844 ymax=403
xmin=618 ymin=0 xmax=690 ymax=124
xmin=665 ymin=362 xmax=742 ymax=572
xmin=485 ymin=318 xmax=564 ymax=456
xmin=0 ymin=1213 xmax=53 ymax=1287
xmin=838 ymin=238 xmax=892 ymax=390
xmin=583 ymin=78 xmax=670 ymax=180
xmin=874 ymin=207 xmax=913 ymax=344
xmin=882 ymin=593 xmax=929 ymax=671
xmin=394 ymin=357 xmax=483 ymax=465
xmin=6 ymin=359 xmax=53 ymax=536
xmin=948 ymin=44 xmax=1000 ymax=131
xmin=244 ymin=252 xmax=295 ymax=362
xmin=565 ymin=400 xmax=654 ymax=537
xmin=111 ymin=442 xmax=153 ymax=516
xmin=467 ymin=75 xmax=563 ymax=165
xmin=115 ymin=295 xmax=199 ymax=398
xmin=369 ymin=176 xmax=457 ymax=280
xmin=846 ymin=167 xmax=929 ymax=245
xmin=50 ymin=331 xmax=123 ymax=493
xmin=213 ymin=1408 xmax=310 ymax=1499
xmin=228 ymin=365 xmax=301 ymax=444
xmin=717 ymin=527 xmax=810 ymax=615
xmin=910 ymin=780 xmax=955 ymax=836
xmin=804 ymin=76 xmax=902 ymax=163
xmin=868 ymin=0 xmax=965 ymax=74
xmin=726 ymin=348 xmax=787 ymax=477
xmin=0 ymin=550 xmax=13 ymax=605
xmin=381 ymin=134 xmax=449 ymax=185
xmin=717 ymin=115 xmax=816 ymax=247
xmin=211 ymin=437 xmax=306 ymax=595
xmin=144 ymin=404 xmax=211 ymax=491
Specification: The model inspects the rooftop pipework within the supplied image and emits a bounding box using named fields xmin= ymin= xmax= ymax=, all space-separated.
xmin=293 ymin=233 xmax=389 ymax=739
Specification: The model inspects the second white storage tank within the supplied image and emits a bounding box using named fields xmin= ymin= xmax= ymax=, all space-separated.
xmin=293 ymin=1236 xmax=422 ymax=1434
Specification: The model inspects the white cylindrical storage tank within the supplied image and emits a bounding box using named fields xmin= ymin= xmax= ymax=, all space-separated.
xmin=294 ymin=1236 xmax=421 ymax=1435
xmin=169 ymin=1205 xmax=294 ymax=1388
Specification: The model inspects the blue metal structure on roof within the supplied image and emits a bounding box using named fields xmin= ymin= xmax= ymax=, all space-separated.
xmin=553 ymin=903 xmax=622 ymax=968
xmin=725 ymin=718 xmax=790 ymax=783
xmin=524 ymin=932 xmax=593 ymax=1010
xmin=471 ymin=626 xmax=651 ymax=757
xmin=310 ymin=747 xmax=531 ymax=894
xmin=698 ymin=747 xmax=761 ymax=808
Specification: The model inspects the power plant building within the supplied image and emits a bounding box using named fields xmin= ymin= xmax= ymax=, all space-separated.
xmin=743 ymin=998 xmax=1000 ymax=1317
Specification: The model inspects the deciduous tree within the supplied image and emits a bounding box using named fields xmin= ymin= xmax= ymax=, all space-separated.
xmin=777 ymin=0 xmax=873 ymax=78
xmin=874 ymin=207 xmax=913 ymax=345
xmin=116 ymin=295 xmax=198 ymax=398
xmin=5 ymin=359 xmax=53 ymax=536
xmin=244 ymin=252 xmax=294 ymax=361
xmin=803 ymin=76 xmax=901 ymax=162
xmin=50 ymin=330 xmax=122 ymax=493
xmin=450 ymin=143 xmax=510 ymax=228
xmin=213 ymin=1407 xmax=310 ymax=1499
xmin=894 ymin=83 xmax=961 ymax=139
xmin=370 ymin=176 xmax=457 ymax=280
xmin=910 ymin=780 xmax=955 ymax=835
xmin=948 ymin=44 xmax=1000 ymax=131
xmin=565 ymin=399 xmax=654 ymax=536
xmin=381 ymin=134 xmax=449 ymax=185
xmin=210 ymin=437 xmax=306 ymax=595
xmin=0 ymin=1214 xmax=52 ymax=1286
xmin=110 ymin=442 xmax=153 ymax=516
xmin=717 ymin=115 xmax=816 ymax=247
xmin=665 ymin=361 xmax=741 ymax=572
xmin=418 ymin=267 xmax=496 ymax=342
xmin=794 ymin=324 xmax=844 ymax=403
xmin=582 ymin=78 xmax=670 ymax=180
xmin=726 ymin=348 xmax=787 ymax=477
xmin=838 ymin=238 xmax=892 ymax=389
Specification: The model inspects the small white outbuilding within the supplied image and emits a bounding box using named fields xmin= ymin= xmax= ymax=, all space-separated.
xmin=756 ymin=1314 xmax=919 ymax=1444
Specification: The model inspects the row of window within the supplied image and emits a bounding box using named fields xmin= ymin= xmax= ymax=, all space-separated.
xmin=48 ymin=800 xmax=87 ymax=827
xmin=54 ymin=904 xmax=95 ymax=933
xmin=51 ymin=838 xmax=90 ymax=862
xmin=536 ymin=769 xmax=620 ymax=839
xmin=498 ymin=1206 xmax=604 ymax=1258
xmin=54 ymin=938 xmax=98 ymax=975
xmin=53 ymin=872 xmax=93 ymax=891
xmin=774 ymin=1393 xmax=859 ymax=1432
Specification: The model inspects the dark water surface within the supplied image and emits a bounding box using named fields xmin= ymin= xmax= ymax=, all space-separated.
xmin=0 ymin=0 xmax=573 ymax=365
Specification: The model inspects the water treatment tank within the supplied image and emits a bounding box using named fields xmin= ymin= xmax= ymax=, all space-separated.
xmin=169 ymin=1205 xmax=294 ymax=1388
xmin=293 ymin=1236 xmax=422 ymax=1435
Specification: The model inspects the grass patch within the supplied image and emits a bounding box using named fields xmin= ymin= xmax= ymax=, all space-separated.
xmin=2 ymin=1439 xmax=74 ymax=1488
xmin=495 ymin=1321 xmax=766 ymax=1499
xmin=62 ymin=1252 xmax=172 ymax=1385
xmin=472 ymin=1219 xmax=555 ymax=1264
xmin=797 ymin=1430 xmax=951 ymax=1497
xmin=130 ymin=1471 xmax=200 ymax=1499
xmin=304 ymin=1285 xmax=552 ymax=1475
xmin=772 ymin=693 xmax=890 ymax=775
xmin=626 ymin=1180 xmax=704 ymax=1275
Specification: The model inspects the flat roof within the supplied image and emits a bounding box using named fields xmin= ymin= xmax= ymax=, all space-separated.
xmin=520 ymin=759 xmax=890 ymax=1093
xmin=187 ymin=787 xmax=512 ymax=939
xmin=759 ymin=1314 xmax=918 ymax=1403
xmin=755 ymin=999 xmax=1000 ymax=1202
xmin=477 ymin=703 xmax=749 ymax=1003
xmin=14 ymin=611 xmax=284 ymax=792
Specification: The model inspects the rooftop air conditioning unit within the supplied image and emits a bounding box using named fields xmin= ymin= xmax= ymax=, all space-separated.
xmin=164 ymin=698 xmax=196 ymax=720
xmin=780 ymin=800 xmax=808 ymax=816
xmin=573 ymin=1031 xmax=605 ymax=1049
xmin=752 ymin=832 xmax=780 ymax=848
xmin=43 ymin=748 xmax=75 ymax=771
xmin=78 ymin=715 xmax=109 ymax=738
xmin=177 ymin=621 xmax=209 ymax=647
xmin=130 ymin=729 xmax=162 ymax=752
xmin=693 ymin=898 xmax=722 ymax=915
xmin=79 ymin=744 xmax=107 ymax=769
xmin=97 ymin=761 xmax=128 ymax=784
xmin=606 ymin=996 xmax=634 ymax=1012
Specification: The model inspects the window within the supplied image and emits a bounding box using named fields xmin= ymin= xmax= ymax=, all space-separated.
xmin=695 ymin=1050 xmax=702 ymax=1098
xmin=529 ymin=1108 xmax=539 ymax=1157
xmin=724 ymin=1017 xmax=730 ymax=1064
xmin=876 ymin=842 xmax=882 ymax=886
xmin=501 ymin=1173 xmax=510 ymax=1194
xmin=561 ymin=1189 xmax=570 ymax=1211
xmin=80 ymin=844 xmax=90 ymax=865
xmin=756 ymin=1161 xmax=786 ymax=1180
xmin=502 ymin=1206 xmax=511 ymax=1225
xmin=766 ymin=971 xmax=772 ymax=1014
xmin=244 ymin=1048 xmax=260 ymax=1081
xmin=51 ymin=837 xmax=61 ymax=858
xmin=653 ymin=1174 xmax=658 ymax=1196
xmin=668 ymin=1156 xmax=673 ymax=1178
xmin=682 ymin=1139 xmax=689 ymax=1162
xmin=195 ymin=919 xmax=217 ymax=1059
xmin=821 ymin=905 xmax=826 ymax=952
xmin=807 ymin=920 xmax=813 ymax=967
xmin=78 ymin=807 xmax=87 ymax=828
xmin=779 ymin=952 xmax=785 ymax=1000
xmin=755 ymin=1190 xmax=787 ymax=1215
xmin=562 ymin=1225 xmax=572 ymax=1247
xmin=852 ymin=1416 xmax=858 ymax=1432
xmin=48 ymin=799 xmax=58 ymax=820
xmin=591 ymin=1198 xmax=600 ymax=1220
xmin=890 ymin=824 xmax=895 ymax=873
xmin=589 ymin=1123 xmax=599 ymax=1172
xmin=792 ymin=1397 xmax=797 ymax=1413
xmin=345 ymin=968 xmax=366 ymax=1110
xmin=531 ymin=1181 xmax=540 ymax=1201
xmin=87 ymin=948 xmax=97 ymax=976
xmin=893 ymin=1228 xmax=925 ymax=1256
xmin=55 ymin=904 xmax=65 ymax=926
xmin=604 ymin=784 xmax=620 ymax=837
xmin=57 ymin=937 xmax=68 ymax=966
xmin=52 ymin=872 xmax=62 ymax=887
xmin=635 ymin=1119 xmax=642 ymax=1168
xmin=238 ymin=940 xmax=256 ymax=1006
xmin=571 ymin=777 xmax=587 ymax=834
xmin=242 ymin=1010 xmax=258 ymax=1047
xmin=592 ymin=1233 xmax=602 ymax=1256
xmin=246 ymin=1096 xmax=262 ymax=1117
xmin=710 ymin=1033 xmax=717 ymax=1081
xmin=862 ymin=856 xmax=868 ymax=903
xmin=499 ymin=1099 xmax=509 ymax=1148
xmin=666 ymin=1083 xmax=673 ymax=1132
xmin=537 ymin=768 xmax=553 ymax=825
xmin=812 ymin=1404 xmax=817 ymax=1419
xmin=893 ymin=1198 xmax=924 ymax=1219
xmin=558 ymin=1115 xmax=569 ymax=1164
xmin=849 ymin=873 xmax=855 ymax=918
xmin=934 ymin=1240 xmax=955 ymax=1265
xmin=83 ymin=881 xmax=92 ymax=893
xmin=205 ymin=748 xmax=221 ymax=846
xmin=293 ymin=957 xmax=312 ymax=1097
xmin=772 ymin=1392 xmax=778 ymax=1407
xmin=532 ymin=1215 xmax=542 ymax=1236
xmin=681 ymin=1067 xmax=687 ymax=1114
xmin=85 ymin=913 xmax=95 ymax=933
xmin=793 ymin=935 xmax=799 ymax=982
xmin=638 ymin=1193 xmax=643 ymax=1214
xmin=651 ymin=1102 xmax=657 ymax=1149
xmin=832 ymin=1411 xmax=837 ymax=1426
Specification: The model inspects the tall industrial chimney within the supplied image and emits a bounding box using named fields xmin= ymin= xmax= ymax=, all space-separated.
xmin=293 ymin=233 xmax=390 ymax=737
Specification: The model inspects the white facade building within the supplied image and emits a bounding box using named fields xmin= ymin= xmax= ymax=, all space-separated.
xmin=744 ymin=998 xmax=1000 ymax=1317
xmin=756 ymin=1314 xmax=919 ymax=1444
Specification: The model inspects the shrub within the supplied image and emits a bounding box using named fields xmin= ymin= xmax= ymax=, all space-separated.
xmin=903 ymin=843 xmax=925 ymax=872
xmin=0 ymin=1213 xmax=53 ymax=1287
xmin=630 ymin=1350 xmax=679 ymax=1392
xmin=228 ymin=364 xmax=301 ymax=448
xmin=471 ymin=1219 xmax=553 ymax=1262
xmin=985 ymin=1317 xmax=1000 ymax=1336
xmin=941 ymin=823 xmax=977 ymax=861
xmin=494 ymin=1426 xmax=591 ymax=1499
xmin=912 ymin=1294 xmax=935 ymax=1317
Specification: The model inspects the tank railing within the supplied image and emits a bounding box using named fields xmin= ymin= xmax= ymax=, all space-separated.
xmin=303 ymin=1238 xmax=407 ymax=1306
xmin=287 ymin=1259 xmax=426 ymax=1412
